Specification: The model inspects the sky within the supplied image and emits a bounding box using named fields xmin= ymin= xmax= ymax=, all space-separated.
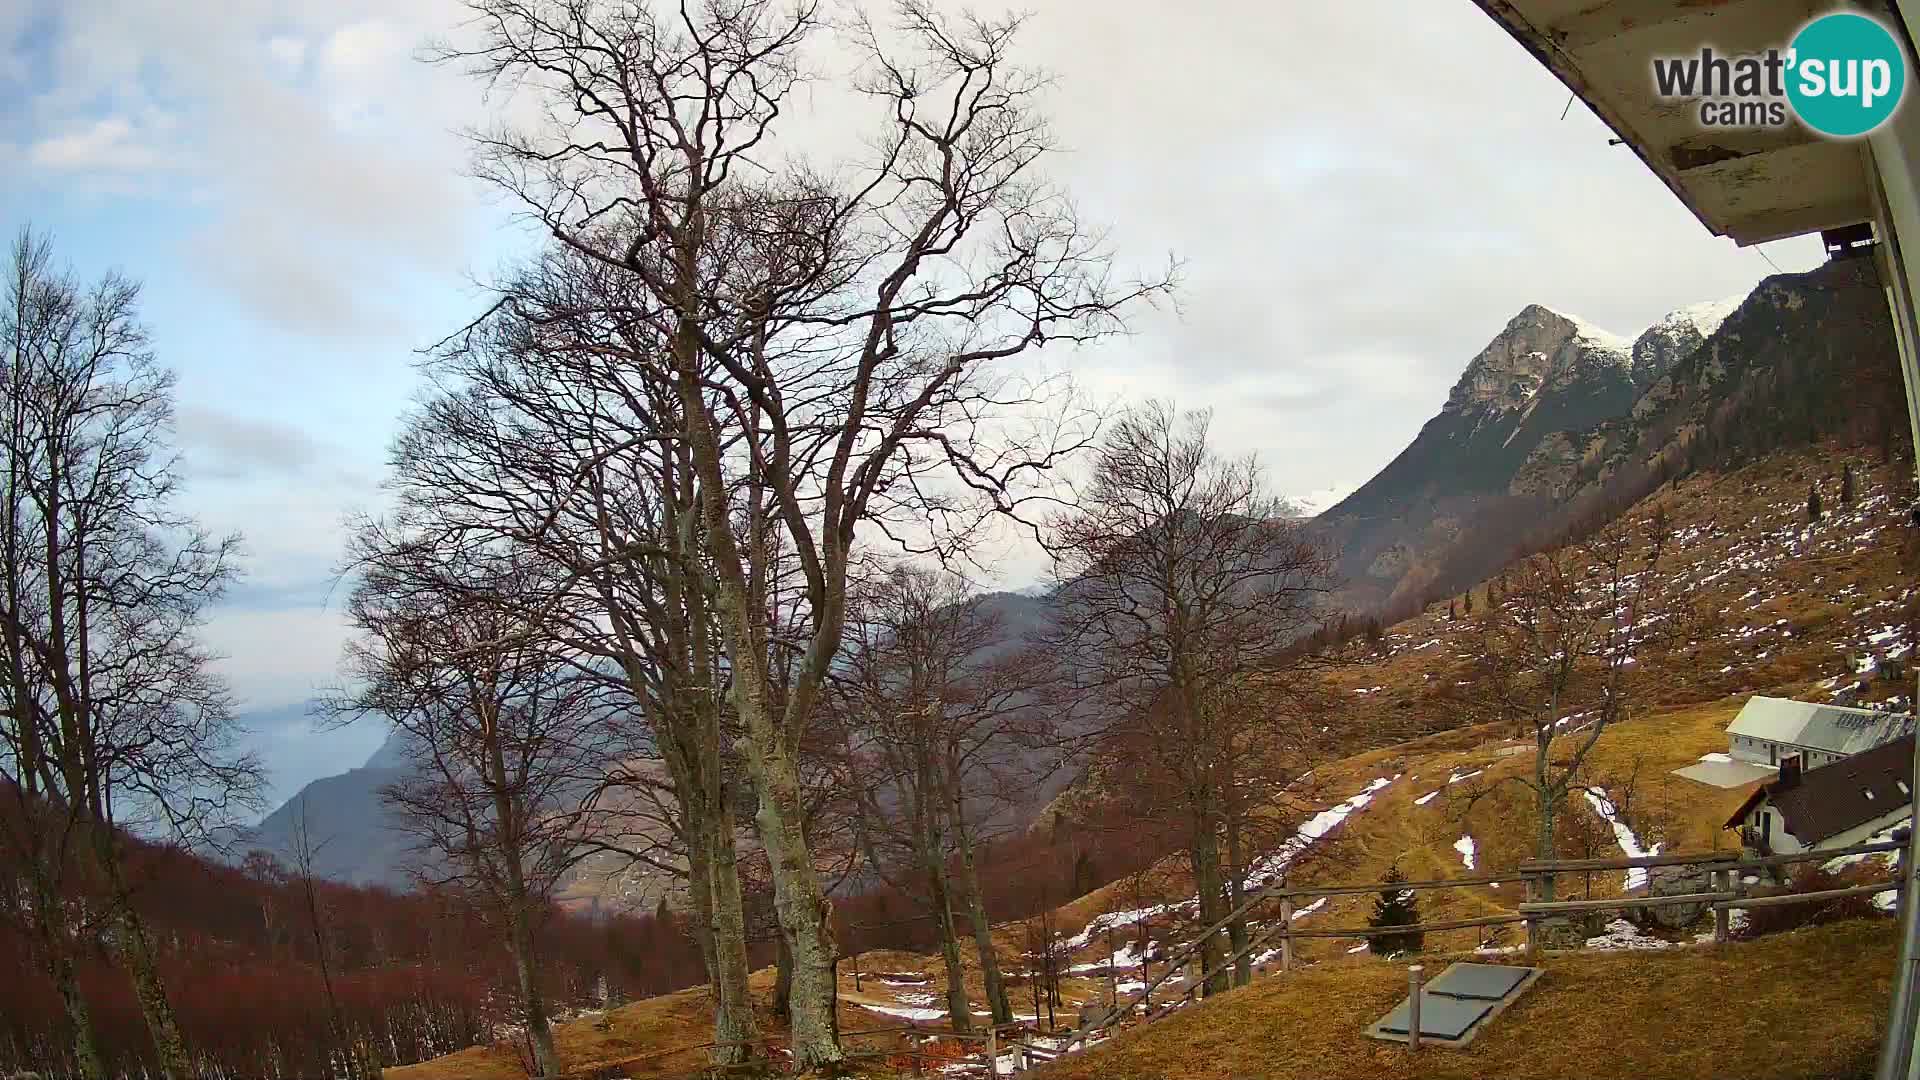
xmin=0 ymin=0 xmax=1827 ymax=809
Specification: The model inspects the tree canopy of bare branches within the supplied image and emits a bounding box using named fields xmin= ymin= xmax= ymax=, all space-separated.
xmin=427 ymin=0 xmax=1172 ymax=1063
xmin=1458 ymin=511 xmax=1696 ymax=899
xmin=1040 ymin=401 xmax=1336 ymax=995
xmin=0 ymin=226 xmax=260 ymax=1080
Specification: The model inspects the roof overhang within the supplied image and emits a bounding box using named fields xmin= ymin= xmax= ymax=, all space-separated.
xmin=1471 ymin=0 xmax=1886 ymax=245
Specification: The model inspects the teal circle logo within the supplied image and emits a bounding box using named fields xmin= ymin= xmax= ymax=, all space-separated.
xmin=1786 ymin=12 xmax=1907 ymax=137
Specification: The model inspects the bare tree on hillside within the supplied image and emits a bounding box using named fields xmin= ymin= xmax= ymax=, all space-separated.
xmin=1457 ymin=516 xmax=1689 ymax=900
xmin=434 ymin=1 xmax=1170 ymax=1064
xmin=389 ymin=301 xmax=770 ymax=1065
xmin=287 ymin=803 xmax=363 ymax=1080
xmin=0 ymin=227 xmax=260 ymax=1080
xmin=836 ymin=564 xmax=1052 ymax=1027
xmin=338 ymin=543 xmax=617 ymax=1080
xmin=1040 ymin=402 xmax=1337 ymax=996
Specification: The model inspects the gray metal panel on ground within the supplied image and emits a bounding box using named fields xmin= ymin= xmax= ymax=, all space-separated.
xmin=1375 ymin=993 xmax=1495 ymax=1040
xmin=1422 ymin=962 xmax=1530 ymax=1001
xmin=1364 ymin=963 xmax=1544 ymax=1048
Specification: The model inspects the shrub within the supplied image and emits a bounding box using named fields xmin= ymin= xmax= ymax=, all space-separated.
xmin=1732 ymin=867 xmax=1883 ymax=940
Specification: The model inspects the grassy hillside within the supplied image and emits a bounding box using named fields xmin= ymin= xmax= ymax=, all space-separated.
xmin=1031 ymin=920 xmax=1894 ymax=1080
xmin=397 ymin=439 xmax=1915 ymax=1079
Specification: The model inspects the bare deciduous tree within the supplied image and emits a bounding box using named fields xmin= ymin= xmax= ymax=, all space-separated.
xmin=1041 ymin=402 xmax=1335 ymax=996
xmin=1459 ymin=515 xmax=1689 ymax=900
xmin=432 ymin=1 xmax=1170 ymax=1063
xmin=0 ymin=227 xmax=259 ymax=1080
xmin=339 ymin=543 xmax=616 ymax=1080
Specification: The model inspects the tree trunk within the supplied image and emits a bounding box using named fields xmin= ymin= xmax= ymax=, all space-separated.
xmin=773 ymin=934 xmax=793 ymax=1020
xmin=1223 ymin=817 xmax=1251 ymax=988
xmin=951 ymin=822 xmax=1013 ymax=1025
xmin=1189 ymin=817 xmax=1229 ymax=998
xmin=1536 ymin=798 xmax=1559 ymax=903
xmin=706 ymin=804 xmax=760 ymax=1065
xmin=95 ymin=830 xmax=192 ymax=1080
xmin=508 ymin=904 xmax=559 ymax=1079
xmin=27 ymin=858 xmax=103 ymax=1080
xmin=1535 ymin=735 xmax=1559 ymax=903
xmin=673 ymin=293 xmax=842 ymax=1068
xmin=928 ymin=861 xmax=973 ymax=1032
xmin=738 ymin=731 xmax=842 ymax=1068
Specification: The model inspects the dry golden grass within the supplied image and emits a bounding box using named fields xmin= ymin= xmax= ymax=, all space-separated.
xmin=398 ymin=443 xmax=1914 ymax=1080
xmin=1031 ymin=919 xmax=1896 ymax=1080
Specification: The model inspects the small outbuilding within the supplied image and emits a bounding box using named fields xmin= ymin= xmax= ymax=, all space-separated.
xmin=1724 ymin=735 xmax=1914 ymax=857
xmin=1723 ymin=696 xmax=1911 ymax=771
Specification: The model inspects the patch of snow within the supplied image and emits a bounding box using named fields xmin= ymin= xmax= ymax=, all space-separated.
xmin=1414 ymin=790 xmax=1440 ymax=807
xmin=1696 ymin=752 xmax=1734 ymax=764
xmin=861 ymin=1002 xmax=952 ymax=1022
xmin=1242 ymin=777 xmax=1399 ymax=889
xmin=1346 ymin=943 xmax=1370 ymax=954
xmin=1454 ymin=835 xmax=1478 ymax=872
xmin=1583 ymin=918 xmax=1676 ymax=951
xmin=1583 ymin=788 xmax=1662 ymax=890
xmin=1825 ymin=827 xmax=1903 ymax=873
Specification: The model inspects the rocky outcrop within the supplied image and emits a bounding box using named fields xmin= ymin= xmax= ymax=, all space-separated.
xmin=1511 ymin=258 xmax=1891 ymax=504
xmin=1314 ymin=296 xmax=1740 ymax=609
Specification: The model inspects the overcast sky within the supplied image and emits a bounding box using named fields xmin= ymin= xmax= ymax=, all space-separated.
xmin=0 ymin=0 xmax=1826 ymax=808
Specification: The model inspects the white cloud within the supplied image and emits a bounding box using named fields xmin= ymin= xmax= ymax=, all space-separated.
xmin=28 ymin=116 xmax=163 ymax=170
xmin=320 ymin=19 xmax=405 ymax=74
xmin=201 ymin=605 xmax=352 ymax=711
xmin=266 ymin=35 xmax=307 ymax=70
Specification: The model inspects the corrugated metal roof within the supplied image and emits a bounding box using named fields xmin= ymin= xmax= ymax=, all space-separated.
xmin=1725 ymin=696 xmax=1912 ymax=754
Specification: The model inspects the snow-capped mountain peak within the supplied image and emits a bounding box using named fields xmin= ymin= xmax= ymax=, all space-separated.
xmin=1278 ymin=484 xmax=1358 ymax=520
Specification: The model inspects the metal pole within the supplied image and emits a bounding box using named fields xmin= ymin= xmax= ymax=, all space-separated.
xmin=1863 ymin=127 xmax=1920 ymax=1080
xmin=1408 ymin=965 xmax=1425 ymax=1053
xmin=1877 ymin=817 xmax=1920 ymax=1080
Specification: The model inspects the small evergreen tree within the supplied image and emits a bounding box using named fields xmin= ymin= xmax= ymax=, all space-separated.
xmin=1463 ymin=590 xmax=1474 ymax=616
xmin=1448 ymin=599 xmax=1457 ymax=621
xmin=1368 ymin=865 xmax=1423 ymax=956
xmin=1842 ymin=463 xmax=1857 ymax=506
xmin=1807 ymin=483 xmax=1824 ymax=523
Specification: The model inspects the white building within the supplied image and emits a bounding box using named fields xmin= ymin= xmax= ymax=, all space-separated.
xmin=1724 ymin=696 xmax=1912 ymax=770
xmin=1725 ymin=735 xmax=1913 ymax=857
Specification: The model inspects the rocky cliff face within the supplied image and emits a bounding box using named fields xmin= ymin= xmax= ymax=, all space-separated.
xmin=1511 ymin=259 xmax=1890 ymax=503
xmin=1314 ymin=296 xmax=1736 ymax=609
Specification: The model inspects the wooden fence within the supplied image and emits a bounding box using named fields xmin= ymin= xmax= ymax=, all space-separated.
xmin=519 ymin=836 xmax=1906 ymax=1078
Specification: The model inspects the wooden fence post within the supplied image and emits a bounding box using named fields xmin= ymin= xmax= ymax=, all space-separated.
xmin=1280 ymin=893 xmax=1293 ymax=972
xmin=988 ymin=1023 xmax=1000 ymax=1077
xmin=1408 ymin=964 xmax=1425 ymax=1053
xmin=1528 ymin=864 xmax=1543 ymax=957
xmin=1713 ymin=868 xmax=1731 ymax=944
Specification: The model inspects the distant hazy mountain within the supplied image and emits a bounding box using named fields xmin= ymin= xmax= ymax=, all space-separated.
xmin=241 ymin=727 xmax=420 ymax=888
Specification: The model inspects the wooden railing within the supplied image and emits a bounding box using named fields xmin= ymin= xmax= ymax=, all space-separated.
xmin=520 ymin=837 xmax=1906 ymax=1078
